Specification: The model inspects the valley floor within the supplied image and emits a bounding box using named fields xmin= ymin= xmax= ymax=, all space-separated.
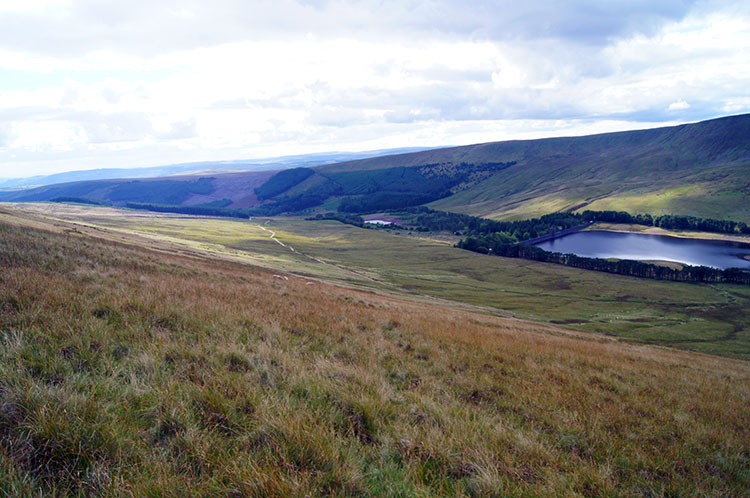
xmin=4 ymin=203 xmax=750 ymax=360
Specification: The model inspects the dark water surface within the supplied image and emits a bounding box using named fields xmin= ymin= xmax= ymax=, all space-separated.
xmin=534 ymin=230 xmax=750 ymax=270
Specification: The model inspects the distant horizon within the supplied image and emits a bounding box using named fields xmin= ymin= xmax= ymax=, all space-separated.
xmin=0 ymin=145 xmax=440 ymax=182
xmin=0 ymin=117 xmax=713 ymax=179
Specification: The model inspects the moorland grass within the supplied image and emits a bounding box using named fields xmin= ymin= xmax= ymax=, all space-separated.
xmin=17 ymin=203 xmax=749 ymax=360
xmin=0 ymin=209 xmax=749 ymax=496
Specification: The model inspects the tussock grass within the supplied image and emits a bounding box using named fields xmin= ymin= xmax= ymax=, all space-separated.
xmin=1 ymin=213 xmax=749 ymax=496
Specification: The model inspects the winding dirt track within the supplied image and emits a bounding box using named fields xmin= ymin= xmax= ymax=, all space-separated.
xmin=255 ymin=223 xmax=295 ymax=252
xmin=254 ymin=222 xmax=379 ymax=282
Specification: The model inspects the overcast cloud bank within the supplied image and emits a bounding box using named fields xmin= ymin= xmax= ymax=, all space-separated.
xmin=1 ymin=0 xmax=748 ymax=177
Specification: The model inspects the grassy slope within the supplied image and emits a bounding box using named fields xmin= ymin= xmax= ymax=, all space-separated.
xmin=8 ymin=203 xmax=750 ymax=360
xmin=428 ymin=115 xmax=750 ymax=221
xmin=1 ymin=208 xmax=749 ymax=497
xmin=227 ymin=219 xmax=750 ymax=360
xmin=314 ymin=114 xmax=750 ymax=222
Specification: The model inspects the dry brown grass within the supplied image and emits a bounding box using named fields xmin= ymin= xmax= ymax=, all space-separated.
xmin=1 ymin=208 xmax=748 ymax=496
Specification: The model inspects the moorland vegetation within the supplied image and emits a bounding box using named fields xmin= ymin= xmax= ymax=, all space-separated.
xmin=0 ymin=209 xmax=749 ymax=496
xmin=5 ymin=202 xmax=750 ymax=359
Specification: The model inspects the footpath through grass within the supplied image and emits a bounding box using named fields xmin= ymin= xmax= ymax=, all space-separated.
xmin=1 ymin=209 xmax=749 ymax=496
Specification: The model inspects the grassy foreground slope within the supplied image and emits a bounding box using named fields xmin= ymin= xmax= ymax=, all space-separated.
xmin=1 ymin=209 xmax=749 ymax=496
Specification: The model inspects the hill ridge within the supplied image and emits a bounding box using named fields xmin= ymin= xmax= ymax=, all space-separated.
xmin=2 ymin=114 xmax=748 ymax=221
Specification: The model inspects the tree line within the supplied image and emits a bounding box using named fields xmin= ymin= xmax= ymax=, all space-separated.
xmin=580 ymin=210 xmax=750 ymax=235
xmin=306 ymin=212 xmax=368 ymax=228
xmin=124 ymin=203 xmax=250 ymax=218
xmin=457 ymin=237 xmax=750 ymax=284
xmin=391 ymin=207 xmax=750 ymax=240
xmin=50 ymin=197 xmax=110 ymax=206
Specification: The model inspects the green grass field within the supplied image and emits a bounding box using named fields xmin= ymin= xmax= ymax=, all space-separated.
xmin=9 ymin=203 xmax=750 ymax=360
xmin=429 ymin=163 xmax=750 ymax=222
xmin=1 ymin=204 xmax=749 ymax=496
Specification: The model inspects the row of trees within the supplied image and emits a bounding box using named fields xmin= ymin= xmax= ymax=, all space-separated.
xmin=578 ymin=210 xmax=750 ymax=235
xmin=338 ymin=191 xmax=448 ymax=213
xmin=306 ymin=212 xmax=368 ymax=228
xmin=50 ymin=197 xmax=109 ymax=206
xmin=125 ymin=203 xmax=250 ymax=219
xmin=391 ymin=207 xmax=586 ymax=241
xmin=390 ymin=207 xmax=750 ymax=241
xmin=457 ymin=237 xmax=750 ymax=284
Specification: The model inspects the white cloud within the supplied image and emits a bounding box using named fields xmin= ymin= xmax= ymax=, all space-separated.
xmin=0 ymin=0 xmax=69 ymax=15
xmin=668 ymin=100 xmax=691 ymax=111
xmin=7 ymin=120 xmax=86 ymax=150
xmin=0 ymin=0 xmax=748 ymax=177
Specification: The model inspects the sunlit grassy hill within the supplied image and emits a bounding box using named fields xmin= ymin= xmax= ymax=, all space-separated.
xmin=1 ymin=207 xmax=748 ymax=496
xmin=218 ymin=113 xmax=750 ymax=219
xmin=317 ymin=113 xmax=750 ymax=221
xmin=2 ymin=114 xmax=749 ymax=222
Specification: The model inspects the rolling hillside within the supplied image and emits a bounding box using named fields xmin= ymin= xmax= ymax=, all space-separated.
xmin=2 ymin=115 xmax=749 ymax=221
xmin=248 ymin=113 xmax=749 ymax=220
xmin=1 ymin=205 xmax=748 ymax=496
xmin=11 ymin=201 xmax=750 ymax=359
xmin=309 ymin=113 xmax=750 ymax=221
xmin=0 ymin=148 xmax=432 ymax=208
xmin=0 ymin=172 xmax=275 ymax=210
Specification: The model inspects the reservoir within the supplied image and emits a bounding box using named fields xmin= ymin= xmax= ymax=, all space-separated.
xmin=533 ymin=230 xmax=750 ymax=270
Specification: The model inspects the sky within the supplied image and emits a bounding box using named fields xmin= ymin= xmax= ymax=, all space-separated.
xmin=1 ymin=0 xmax=749 ymax=178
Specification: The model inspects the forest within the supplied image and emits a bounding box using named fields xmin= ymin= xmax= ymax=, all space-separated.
xmin=250 ymin=162 xmax=516 ymax=214
xmin=124 ymin=202 xmax=250 ymax=218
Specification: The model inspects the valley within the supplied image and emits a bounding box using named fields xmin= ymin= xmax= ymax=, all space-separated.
xmin=3 ymin=2 xmax=749 ymax=495
xmin=6 ymin=202 xmax=750 ymax=360
xmin=0 ymin=203 xmax=749 ymax=496
xmin=2 ymin=116 xmax=750 ymax=496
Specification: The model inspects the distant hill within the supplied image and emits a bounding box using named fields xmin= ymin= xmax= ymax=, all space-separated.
xmin=2 ymin=115 xmax=749 ymax=222
xmin=0 ymin=148 xmax=434 ymax=209
xmin=0 ymin=172 xmax=276 ymax=209
xmin=232 ymin=114 xmax=747 ymax=221
xmin=306 ymin=114 xmax=750 ymax=221
xmin=0 ymin=147 xmax=433 ymax=190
